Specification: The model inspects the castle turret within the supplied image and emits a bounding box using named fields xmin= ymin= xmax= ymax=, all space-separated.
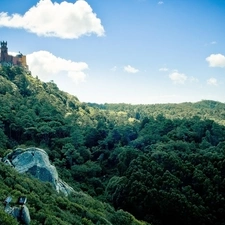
xmin=0 ymin=41 xmax=28 ymax=69
xmin=0 ymin=41 xmax=9 ymax=62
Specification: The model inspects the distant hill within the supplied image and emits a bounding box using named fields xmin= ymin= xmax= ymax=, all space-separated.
xmin=88 ymin=99 xmax=225 ymax=125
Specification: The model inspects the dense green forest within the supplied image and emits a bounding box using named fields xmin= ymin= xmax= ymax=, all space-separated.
xmin=1 ymin=66 xmax=225 ymax=225
xmin=0 ymin=162 xmax=148 ymax=225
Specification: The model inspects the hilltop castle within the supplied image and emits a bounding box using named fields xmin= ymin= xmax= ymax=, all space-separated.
xmin=0 ymin=41 xmax=28 ymax=68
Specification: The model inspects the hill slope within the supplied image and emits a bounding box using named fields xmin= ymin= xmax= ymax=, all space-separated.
xmin=1 ymin=66 xmax=225 ymax=225
xmin=0 ymin=162 xmax=149 ymax=225
xmin=0 ymin=66 xmax=150 ymax=225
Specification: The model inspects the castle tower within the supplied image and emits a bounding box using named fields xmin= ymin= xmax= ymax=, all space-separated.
xmin=0 ymin=41 xmax=8 ymax=62
xmin=0 ymin=41 xmax=28 ymax=69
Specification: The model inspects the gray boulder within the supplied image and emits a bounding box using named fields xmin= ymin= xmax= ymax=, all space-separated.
xmin=2 ymin=147 xmax=73 ymax=196
xmin=5 ymin=204 xmax=31 ymax=225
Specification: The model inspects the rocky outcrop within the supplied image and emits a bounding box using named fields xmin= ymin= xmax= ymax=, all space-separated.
xmin=2 ymin=147 xmax=73 ymax=196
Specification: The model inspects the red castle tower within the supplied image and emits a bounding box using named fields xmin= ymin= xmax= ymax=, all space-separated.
xmin=0 ymin=41 xmax=28 ymax=68
xmin=0 ymin=41 xmax=13 ymax=65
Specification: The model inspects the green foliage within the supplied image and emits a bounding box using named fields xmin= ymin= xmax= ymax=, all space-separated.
xmin=2 ymin=66 xmax=225 ymax=225
xmin=0 ymin=163 xmax=147 ymax=225
xmin=0 ymin=209 xmax=19 ymax=225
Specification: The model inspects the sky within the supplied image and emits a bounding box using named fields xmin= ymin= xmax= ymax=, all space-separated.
xmin=0 ymin=0 xmax=225 ymax=104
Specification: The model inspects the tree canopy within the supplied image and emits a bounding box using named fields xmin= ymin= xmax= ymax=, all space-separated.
xmin=1 ymin=66 xmax=225 ymax=225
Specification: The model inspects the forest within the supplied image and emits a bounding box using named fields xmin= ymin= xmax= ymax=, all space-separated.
xmin=0 ymin=66 xmax=225 ymax=225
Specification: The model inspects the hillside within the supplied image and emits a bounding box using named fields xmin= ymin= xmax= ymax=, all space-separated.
xmin=0 ymin=163 xmax=149 ymax=225
xmin=0 ymin=66 xmax=150 ymax=225
xmin=1 ymin=66 xmax=225 ymax=225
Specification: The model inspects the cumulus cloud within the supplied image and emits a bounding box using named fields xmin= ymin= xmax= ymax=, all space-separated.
xmin=27 ymin=51 xmax=88 ymax=83
xmin=207 ymin=78 xmax=218 ymax=86
xmin=158 ymin=1 xmax=164 ymax=5
xmin=9 ymin=51 xmax=19 ymax=56
xmin=124 ymin=65 xmax=139 ymax=73
xmin=159 ymin=67 xmax=168 ymax=72
xmin=0 ymin=0 xmax=105 ymax=39
xmin=169 ymin=71 xmax=187 ymax=84
xmin=206 ymin=54 xmax=225 ymax=68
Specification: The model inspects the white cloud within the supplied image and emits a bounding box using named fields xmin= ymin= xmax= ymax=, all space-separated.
xmin=124 ymin=65 xmax=139 ymax=73
xmin=27 ymin=51 xmax=88 ymax=83
xmin=207 ymin=78 xmax=218 ymax=86
xmin=159 ymin=67 xmax=168 ymax=72
xmin=111 ymin=66 xmax=117 ymax=72
xmin=189 ymin=76 xmax=199 ymax=83
xmin=206 ymin=54 xmax=225 ymax=68
xmin=9 ymin=51 xmax=19 ymax=56
xmin=0 ymin=0 xmax=105 ymax=39
xmin=158 ymin=1 xmax=164 ymax=5
xmin=211 ymin=41 xmax=217 ymax=45
xmin=169 ymin=71 xmax=187 ymax=84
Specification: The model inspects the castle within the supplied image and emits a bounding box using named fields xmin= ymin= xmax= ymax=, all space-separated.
xmin=0 ymin=41 xmax=28 ymax=68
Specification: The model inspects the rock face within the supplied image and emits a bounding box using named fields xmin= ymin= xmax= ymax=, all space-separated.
xmin=2 ymin=147 xmax=73 ymax=196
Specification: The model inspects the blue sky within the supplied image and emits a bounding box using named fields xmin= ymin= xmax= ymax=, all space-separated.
xmin=0 ymin=0 xmax=225 ymax=104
